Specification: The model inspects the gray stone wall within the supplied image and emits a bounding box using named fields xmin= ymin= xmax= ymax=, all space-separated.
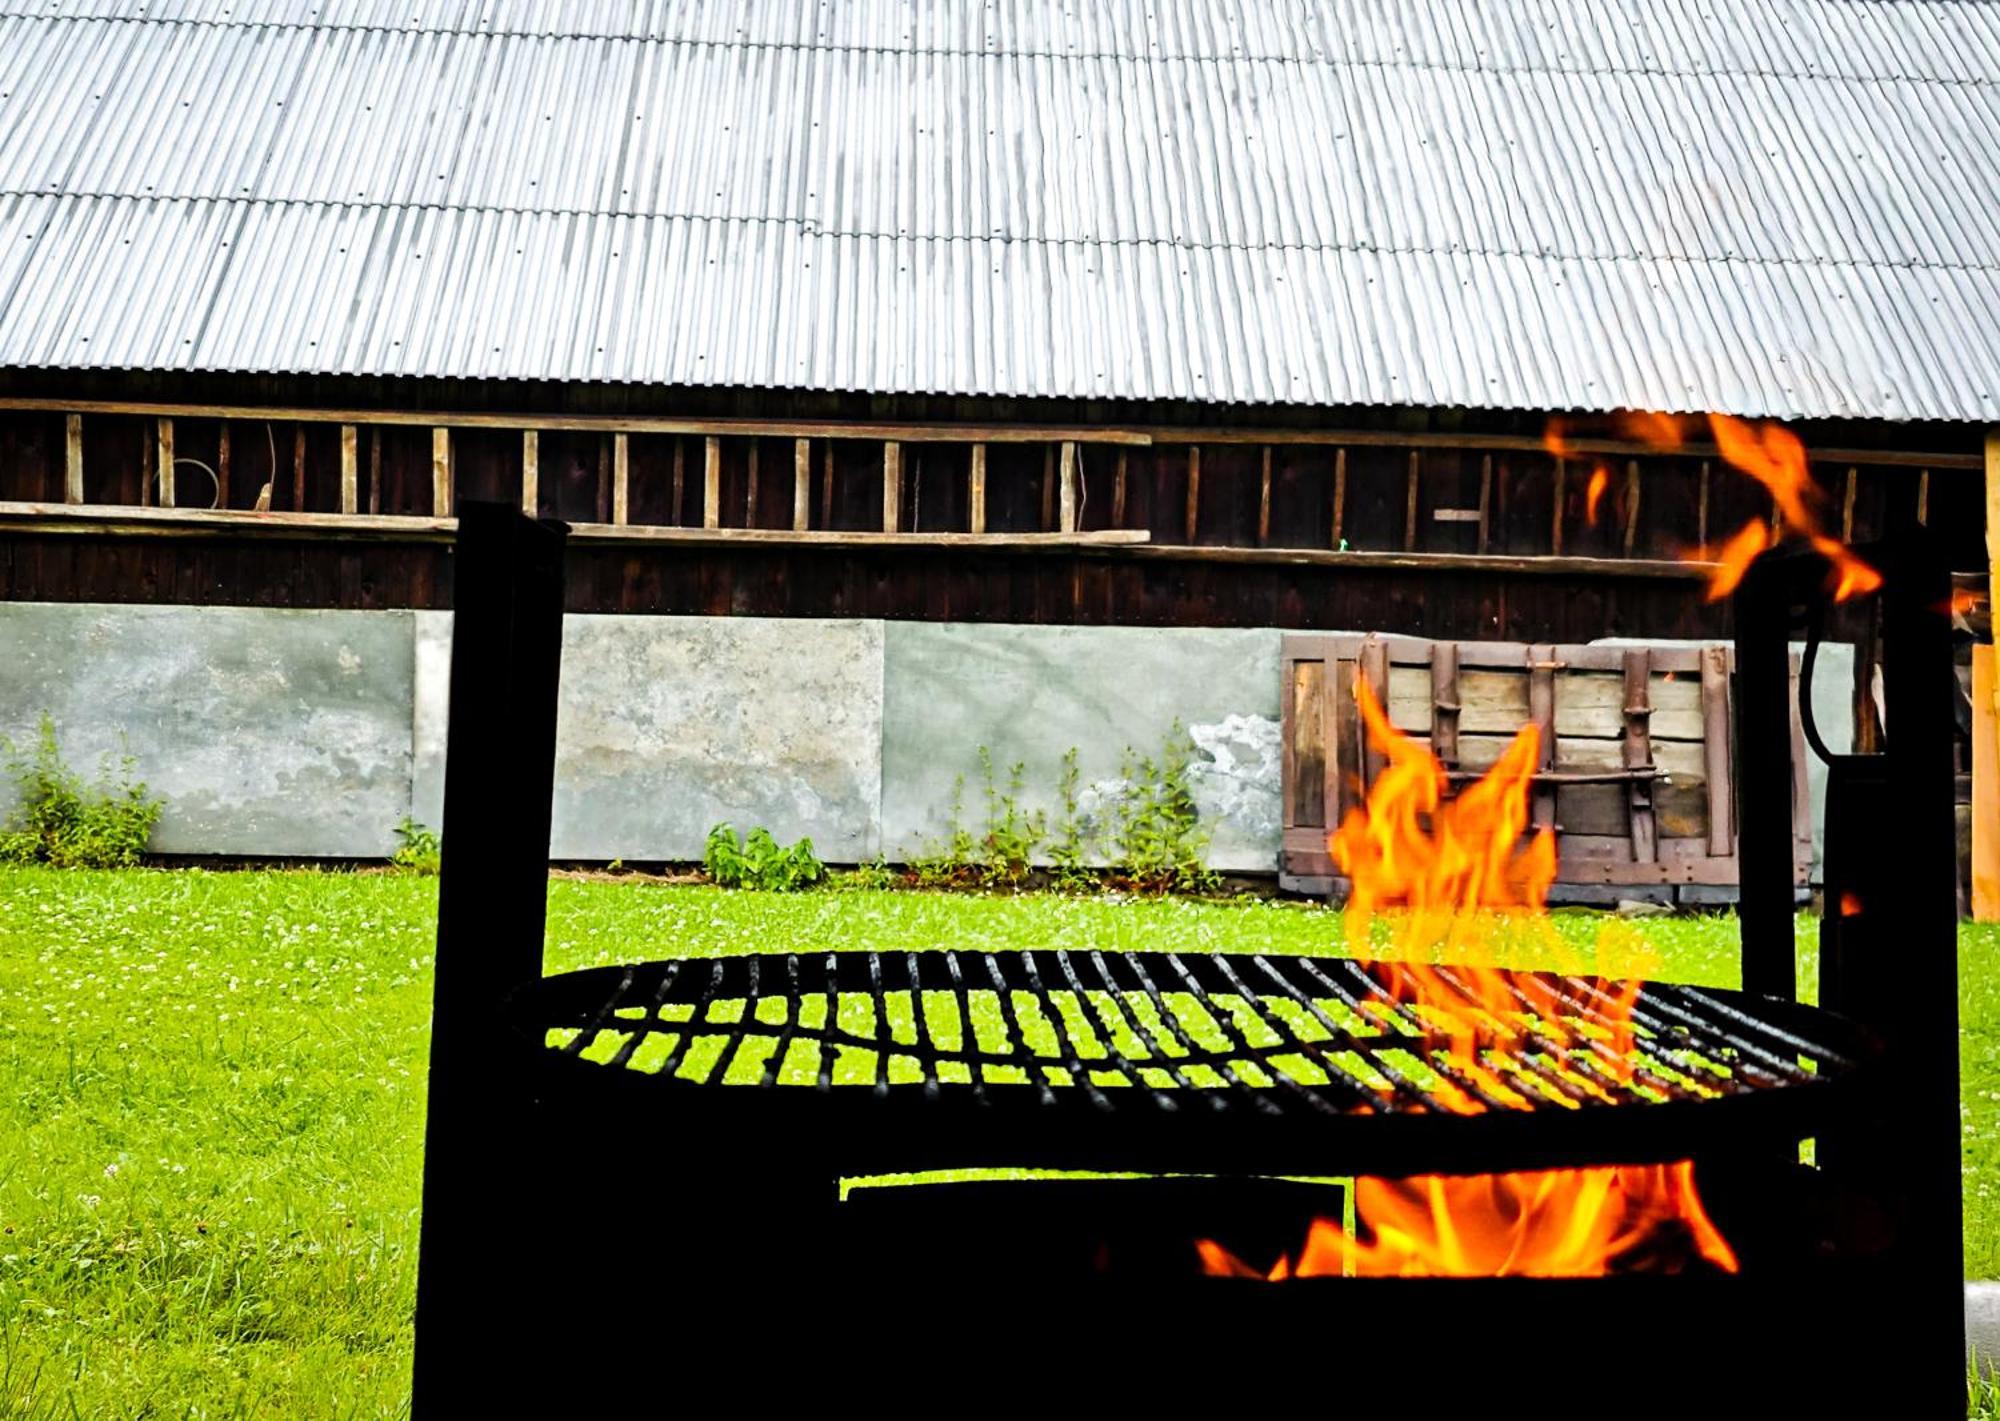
xmin=0 ymin=602 xmax=1848 ymax=881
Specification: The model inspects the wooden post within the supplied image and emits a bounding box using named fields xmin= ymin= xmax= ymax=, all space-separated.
xmin=1551 ymin=457 xmax=1566 ymax=554
xmin=1476 ymin=453 xmax=1492 ymax=553
xmin=1331 ymin=447 xmax=1347 ymax=548
xmin=156 ymin=417 xmax=175 ymax=507
xmin=1257 ymin=446 xmax=1273 ymax=545
xmin=670 ymin=438 xmax=685 ymax=525
xmin=744 ymin=438 xmax=760 ymax=526
xmin=432 ymin=427 xmax=451 ymax=516
xmin=520 ymin=430 xmax=539 ymax=516
xmin=1974 ymin=645 xmax=2000 ymax=921
xmin=785 ymin=438 xmax=807 ymax=531
xmin=703 ymin=436 xmax=721 ymax=529
xmin=1111 ymin=449 xmax=1126 ymax=528
xmin=1622 ymin=459 xmax=1641 ymax=554
xmin=595 ymin=436 xmax=610 ymax=524
xmin=612 ymin=434 xmax=629 ymax=525
xmin=1184 ymin=445 xmax=1201 ymax=544
xmin=1841 ymin=466 xmax=1858 ymax=542
xmin=969 ymin=443 xmax=987 ymax=534
xmin=340 ymin=424 xmax=358 ymax=513
xmin=1918 ymin=469 xmax=1930 ymax=525
xmin=1697 ymin=460 xmax=1710 ymax=547
xmin=821 ymin=442 xmax=834 ymax=528
xmin=1041 ymin=445 xmax=1056 ymax=530
xmin=294 ymin=426 xmax=307 ymax=512
xmin=219 ymin=422 xmax=233 ymax=509
xmin=1059 ymin=440 xmax=1078 ymax=533
xmin=883 ymin=441 xmax=903 ymax=531
xmin=64 ymin=414 xmax=82 ymax=504
xmin=1403 ymin=450 xmax=1419 ymax=552
xmin=365 ymin=428 xmax=378 ymax=515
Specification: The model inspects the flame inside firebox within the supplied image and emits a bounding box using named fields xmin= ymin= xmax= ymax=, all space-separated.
xmin=1195 ymin=679 xmax=1741 ymax=1280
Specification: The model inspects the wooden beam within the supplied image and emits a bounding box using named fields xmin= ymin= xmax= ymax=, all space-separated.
xmin=520 ymin=430 xmax=539 ymax=516
xmin=1111 ymin=449 xmax=1127 ymax=528
xmin=1476 ymin=453 xmax=1492 ymax=553
xmin=292 ymin=426 xmax=306 ymax=513
xmin=612 ymin=433 xmax=629 ymax=525
xmin=156 ymin=417 xmax=175 ymax=508
xmin=969 ymin=443 xmax=987 ymax=534
xmin=744 ymin=438 xmax=760 ymax=526
xmin=595 ymin=435 xmax=610 ymax=524
xmin=703 ymin=436 xmax=721 ymax=529
xmin=1059 ymin=441 xmax=1078 ymax=533
xmin=1841 ymin=466 xmax=1858 ymax=542
xmin=339 ymin=424 xmax=358 ymax=514
xmin=218 ymin=423 xmax=232 ymax=509
xmin=1184 ymin=446 xmax=1201 ymax=544
xmin=1622 ymin=459 xmax=1641 ymax=555
xmin=821 ymin=442 xmax=834 ymax=528
xmin=883 ymin=441 xmax=903 ymax=531
xmin=1257 ymin=446 xmax=1273 ymax=545
xmin=1918 ymin=469 xmax=1931 ymax=525
xmin=63 ymin=414 xmax=82 ymax=504
xmin=1403 ymin=450 xmax=1420 ymax=552
xmin=670 ymin=438 xmax=685 ymax=525
xmin=431 ymin=427 xmax=451 ymax=517
xmin=365 ymin=428 xmax=378 ymax=515
xmin=792 ymin=438 xmax=809 ymax=531
xmin=1331 ymin=447 xmax=1347 ymax=549
xmin=1974 ymin=644 xmax=2000 ymax=921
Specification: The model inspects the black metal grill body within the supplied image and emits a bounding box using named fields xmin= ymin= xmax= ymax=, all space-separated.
xmin=412 ymin=507 xmax=1961 ymax=1417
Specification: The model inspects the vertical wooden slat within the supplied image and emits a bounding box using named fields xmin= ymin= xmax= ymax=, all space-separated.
xmin=1059 ymin=440 xmax=1078 ymax=532
xmin=520 ymin=430 xmax=539 ymax=516
xmin=293 ymin=426 xmax=307 ymax=513
xmin=1476 ymin=454 xmax=1492 ymax=553
xmin=1430 ymin=642 xmax=1460 ymax=770
xmin=219 ymin=422 xmax=233 ymax=510
xmin=1551 ymin=457 xmax=1566 ymax=554
xmin=1357 ymin=637 xmax=1390 ymax=792
xmin=1841 ymin=466 xmax=1858 ymax=542
xmin=64 ymin=414 xmax=82 ymax=504
xmin=792 ymin=438 xmax=810 ymax=531
xmin=1697 ymin=459 xmax=1710 ymax=547
xmin=1331 ymin=447 xmax=1347 ymax=548
xmin=1111 ymin=449 xmax=1127 ymax=528
xmin=702 ymin=436 xmax=721 ymax=529
xmin=1257 ymin=446 xmax=1273 ymax=545
xmin=1289 ymin=658 xmax=1327 ymax=829
xmin=1184 ymin=445 xmax=1201 ymax=544
xmin=595 ymin=436 xmax=610 ymax=524
xmin=156 ymin=417 xmax=175 ymax=507
xmin=1918 ymin=469 xmax=1930 ymax=525
xmin=821 ymin=442 xmax=834 ymax=529
xmin=1527 ymin=645 xmax=1558 ymax=832
xmin=1623 ymin=647 xmax=1658 ymax=864
xmin=1973 ymin=645 xmax=2000 ymax=921
xmin=1701 ymin=647 xmax=1733 ymax=854
xmin=339 ymin=424 xmax=358 ymax=514
xmin=883 ymin=441 xmax=902 ymax=532
xmin=969 ymin=442 xmax=987 ymax=534
xmin=1621 ymin=459 xmax=1640 ymax=554
xmin=431 ymin=427 xmax=450 ymax=517
xmin=670 ymin=438 xmax=686 ymax=525
xmin=365 ymin=428 xmax=378 ymax=515
xmin=612 ymin=433 xmax=629 ymax=525
xmin=140 ymin=426 xmax=153 ymax=506
xmin=744 ymin=438 xmax=759 ymax=526
xmin=1403 ymin=450 xmax=1419 ymax=551
xmin=1038 ymin=445 xmax=1055 ymax=530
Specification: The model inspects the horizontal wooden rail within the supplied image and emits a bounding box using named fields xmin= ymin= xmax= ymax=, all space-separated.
xmin=0 ymin=501 xmax=1153 ymax=550
xmin=1099 ymin=542 xmax=1719 ymax=580
xmin=0 ymin=397 xmax=1975 ymax=469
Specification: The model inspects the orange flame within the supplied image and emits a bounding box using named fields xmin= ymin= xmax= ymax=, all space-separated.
xmin=1196 ymin=677 xmax=1740 ymax=1280
xmin=1616 ymin=410 xmax=1686 ymax=449
xmin=1584 ymin=465 xmax=1611 ymax=525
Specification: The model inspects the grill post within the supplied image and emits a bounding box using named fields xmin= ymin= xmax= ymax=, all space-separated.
xmin=1732 ymin=552 xmax=1798 ymax=1001
xmin=411 ymin=503 xmax=567 ymax=1418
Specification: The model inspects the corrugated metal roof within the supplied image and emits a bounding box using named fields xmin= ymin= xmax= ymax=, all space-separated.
xmin=2 ymin=1 xmax=1998 ymax=419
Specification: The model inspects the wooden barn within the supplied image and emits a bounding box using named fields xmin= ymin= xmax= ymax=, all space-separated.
xmin=0 ymin=1 xmax=1995 ymax=896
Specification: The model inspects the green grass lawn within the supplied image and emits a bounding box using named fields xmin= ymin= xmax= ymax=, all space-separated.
xmin=0 ymin=864 xmax=1996 ymax=1417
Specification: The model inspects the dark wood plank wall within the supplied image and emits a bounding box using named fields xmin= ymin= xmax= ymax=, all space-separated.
xmin=0 ymin=373 xmax=1983 ymax=642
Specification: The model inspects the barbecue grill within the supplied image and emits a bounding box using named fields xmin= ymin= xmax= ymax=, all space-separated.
xmin=411 ymin=504 xmax=1961 ymax=1415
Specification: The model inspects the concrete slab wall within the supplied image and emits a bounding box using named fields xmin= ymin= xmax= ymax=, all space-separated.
xmin=0 ymin=604 xmax=413 ymax=856
xmin=0 ymin=603 xmax=1845 ymax=882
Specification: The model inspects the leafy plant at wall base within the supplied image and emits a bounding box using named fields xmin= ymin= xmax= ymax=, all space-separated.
xmin=908 ymin=774 xmax=982 ymax=888
xmin=390 ymin=818 xmax=442 ymax=875
xmin=1048 ymin=746 xmax=1097 ymax=891
xmin=704 ymin=824 xmax=826 ymax=892
xmin=975 ymin=746 xmax=1045 ymax=889
xmin=1108 ymin=721 xmax=1218 ymax=895
xmin=0 ymin=715 xmax=164 ymax=869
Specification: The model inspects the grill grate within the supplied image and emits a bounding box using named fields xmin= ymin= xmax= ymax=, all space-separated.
xmin=524 ymin=949 xmax=1858 ymax=1119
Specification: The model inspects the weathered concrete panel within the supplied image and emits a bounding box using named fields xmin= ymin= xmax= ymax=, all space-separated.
xmin=0 ymin=604 xmax=412 ymax=856
xmin=881 ymin=623 xmax=1282 ymax=873
xmin=414 ymin=614 xmax=884 ymax=862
